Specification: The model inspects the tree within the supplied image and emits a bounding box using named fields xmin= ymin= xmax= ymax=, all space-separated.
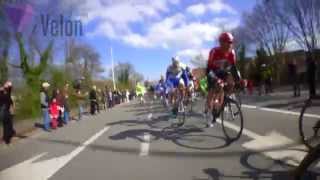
xmin=15 ymin=33 xmax=53 ymax=117
xmin=190 ymin=54 xmax=207 ymax=68
xmin=269 ymin=0 xmax=320 ymax=54
xmin=111 ymin=62 xmax=144 ymax=89
xmin=242 ymin=2 xmax=289 ymax=57
xmin=65 ymin=41 xmax=104 ymax=88
xmin=0 ymin=31 xmax=10 ymax=84
xmin=232 ymin=26 xmax=255 ymax=55
xmin=256 ymin=47 xmax=269 ymax=68
xmin=239 ymin=1 xmax=290 ymax=85
xmin=236 ymin=44 xmax=247 ymax=78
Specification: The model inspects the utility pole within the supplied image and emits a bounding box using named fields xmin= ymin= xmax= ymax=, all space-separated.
xmin=110 ymin=47 xmax=116 ymax=90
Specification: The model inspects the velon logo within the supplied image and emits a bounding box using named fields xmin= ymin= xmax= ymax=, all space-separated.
xmin=40 ymin=14 xmax=83 ymax=37
xmin=3 ymin=2 xmax=84 ymax=37
xmin=3 ymin=3 xmax=34 ymax=32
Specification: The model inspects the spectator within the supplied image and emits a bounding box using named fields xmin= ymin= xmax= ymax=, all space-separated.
xmin=74 ymin=89 xmax=87 ymax=120
xmin=121 ymin=90 xmax=126 ymax=103
xmin=52 ymin=89 xmax=65 ymax=127
xmin=126 ymin=89 xmax=130 ymax=102
xmin=106 ymin=88 xmax=113 ymax=110
xmin=130 ymin=89 xmax=136 ymax=100
xmin=89 ymin=85 xmax=98 ymax=115
xmin=247 ymin=80 xmax=254 ymax=95
xmin=0 ymin=86 xmax=4 ymax=124
xmin=255 ymin=70 xmax=262 ymax=96
xmin=288 ymin=59 xmax=300 ymax=97
xmin=49 ymin=97 xmax=59 ymax=129
xmin=112 ymin=91 xmax=116 ymax=106
xmin=118 ymin=91 xmax=122 ymax=104
xmin=40 ymin=82 xmax=51 ymax=132
xmin=265 ymin=71 xmax=273 ymax=94
xmin=113 ymin=91 xmax=119 ymax=105
xmin=306 ymin=52 xmax=317 ymax=98
xmin=1 ymin=81 xmax=15 ymax=145
xmin=99 ymin=89 xmax=106 ymax=111
xmin=63 ymin=83 xmax=70 ymax=124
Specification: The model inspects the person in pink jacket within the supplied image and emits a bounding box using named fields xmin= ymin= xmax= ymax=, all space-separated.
xmin=49 ymin=98 xmax=59 ymax=129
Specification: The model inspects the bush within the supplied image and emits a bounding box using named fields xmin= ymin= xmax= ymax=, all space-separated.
xmin=15 ymin=88 xmax=41 ymax=120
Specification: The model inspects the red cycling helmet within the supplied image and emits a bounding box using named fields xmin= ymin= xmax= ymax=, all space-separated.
xmin=219 ymin=32 xmax=234 ymax=43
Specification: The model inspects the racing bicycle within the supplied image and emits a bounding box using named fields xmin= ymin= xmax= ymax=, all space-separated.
xmin=299 ymin=96 xmax=320 ymax=149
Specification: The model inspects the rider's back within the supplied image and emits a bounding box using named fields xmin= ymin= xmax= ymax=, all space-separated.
xmin=208 ymin=47 xmax=236 ymax=71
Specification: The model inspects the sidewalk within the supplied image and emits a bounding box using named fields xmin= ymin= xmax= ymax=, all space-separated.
xmin=0 ymin=103 xmax=123 ymax=145
xmin=0 ymin=118 xmax=39 ymax=144
xmin=241 ymin=89 xmax=310 ymax=110
xmin=0 ymin=109 xmax=82 ymax=145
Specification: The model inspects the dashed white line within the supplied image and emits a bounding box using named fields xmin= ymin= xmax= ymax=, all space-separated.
xmin=139 ymin=133 xmax=150 ymax=156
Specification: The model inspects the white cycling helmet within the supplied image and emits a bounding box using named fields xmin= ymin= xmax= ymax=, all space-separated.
xmin=172 ymin=56 xmax=180 ymax=64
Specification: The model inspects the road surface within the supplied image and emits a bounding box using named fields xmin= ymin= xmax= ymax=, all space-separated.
xmin=0 ymin=96 xmax=320 ymax=180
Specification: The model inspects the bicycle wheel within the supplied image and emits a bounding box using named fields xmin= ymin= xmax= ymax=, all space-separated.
xmin=292 ymin=143 xmax=320 ymax=180
xmin=299 ymin=99 xmax=320 ymax=150
xmin=221 ymin=97 xmax=244 ymax=141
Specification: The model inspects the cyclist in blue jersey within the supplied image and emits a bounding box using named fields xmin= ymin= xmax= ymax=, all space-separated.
xmin=166 ymin=56 xmax=190 ymax=117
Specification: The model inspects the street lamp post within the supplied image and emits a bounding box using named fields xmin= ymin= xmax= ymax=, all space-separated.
xmin=110 ymin=47 xmax=116 ymax=90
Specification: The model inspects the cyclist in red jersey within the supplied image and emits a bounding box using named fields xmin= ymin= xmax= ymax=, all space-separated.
xmin=205 ymin=32 xmax=241 ymax=127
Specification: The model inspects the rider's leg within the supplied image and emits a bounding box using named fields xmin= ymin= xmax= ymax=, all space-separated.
xmin=171 ymin=88 xmax=178 ymax=116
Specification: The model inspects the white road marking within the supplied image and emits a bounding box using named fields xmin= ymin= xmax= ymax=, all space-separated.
xmin=139 ymin=101 xmax=153 ymax=156
xmin=217 ymin=118 xmax=317 ymax=167
xmin=242 ymin=104 xmax=320 ymax=118
xmin=0 ymin=126 xmax=110 ymax=180
xmin=140 ymin=133 xmax=151 ymax=156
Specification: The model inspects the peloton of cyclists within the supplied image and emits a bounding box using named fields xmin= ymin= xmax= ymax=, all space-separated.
xmin=154 ymin=32 xmax=241 ymax=126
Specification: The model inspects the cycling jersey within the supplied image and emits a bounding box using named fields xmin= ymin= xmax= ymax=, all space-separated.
xmin=136 ymin=84 xmax=146 ymax=96
xmin=155 ymin=81 xmax=166 ymax=94
xmin=207 ymin=47 xmax=236 ymax=72
xmin=207 ymin=47 xmax=238 ymax=90
xmin=166 ymin=64 xmax=189 ymax=88
xmin=166 ymin=65 xmax=184 ymax=78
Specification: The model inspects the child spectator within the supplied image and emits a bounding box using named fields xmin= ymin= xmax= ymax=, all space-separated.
xmin=49 ymin=98 xmax=59 ymax=129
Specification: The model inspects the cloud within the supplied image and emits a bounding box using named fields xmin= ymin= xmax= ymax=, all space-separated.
xmin=121 ymin=15 xmax=235 ymax=49
xmin=75 ymin=0 xmax=238 ymax=52
xmin=186 ymin=3 xmax=206 ymax=16
xmin=176 ymin=48 xmax=212 ymax=68
xmin=177 ymin=48 xmax=210 ymax=59
xmin=208 ymin=0 xmax=237 ymax=15
xmin=70 ymin=0 xmax=180 ymax=35
xmin=186 ymin=0 xmax=237 ymax=17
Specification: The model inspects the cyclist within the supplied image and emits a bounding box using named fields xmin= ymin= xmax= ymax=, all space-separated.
xmin=166 ymin=56 xmax=189 ymax=117
xmin=136 ymin=82 xmax=146 ymax=104
xmin=205 ymin=32 xmax=241 ymax=128
xmin=155 ymin=75 xmax=166 ymax=98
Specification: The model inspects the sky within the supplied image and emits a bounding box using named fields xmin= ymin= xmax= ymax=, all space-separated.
xmin=4 ymin=0 xmax=258 ymax=80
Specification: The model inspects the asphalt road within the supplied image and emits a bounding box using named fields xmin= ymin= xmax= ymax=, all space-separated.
xmin=0 ymin=96 xmax=320 ymax=180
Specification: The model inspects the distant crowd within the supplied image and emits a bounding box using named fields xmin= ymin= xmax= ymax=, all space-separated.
xmin=40 ymin=82 xmax=137 ymax=132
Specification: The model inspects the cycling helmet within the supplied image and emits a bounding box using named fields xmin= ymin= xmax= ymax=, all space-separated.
xmin=172 ymin=56 xmax=180 ymax=64
xmin=219 ymin=32 xmax=234 ymax=43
